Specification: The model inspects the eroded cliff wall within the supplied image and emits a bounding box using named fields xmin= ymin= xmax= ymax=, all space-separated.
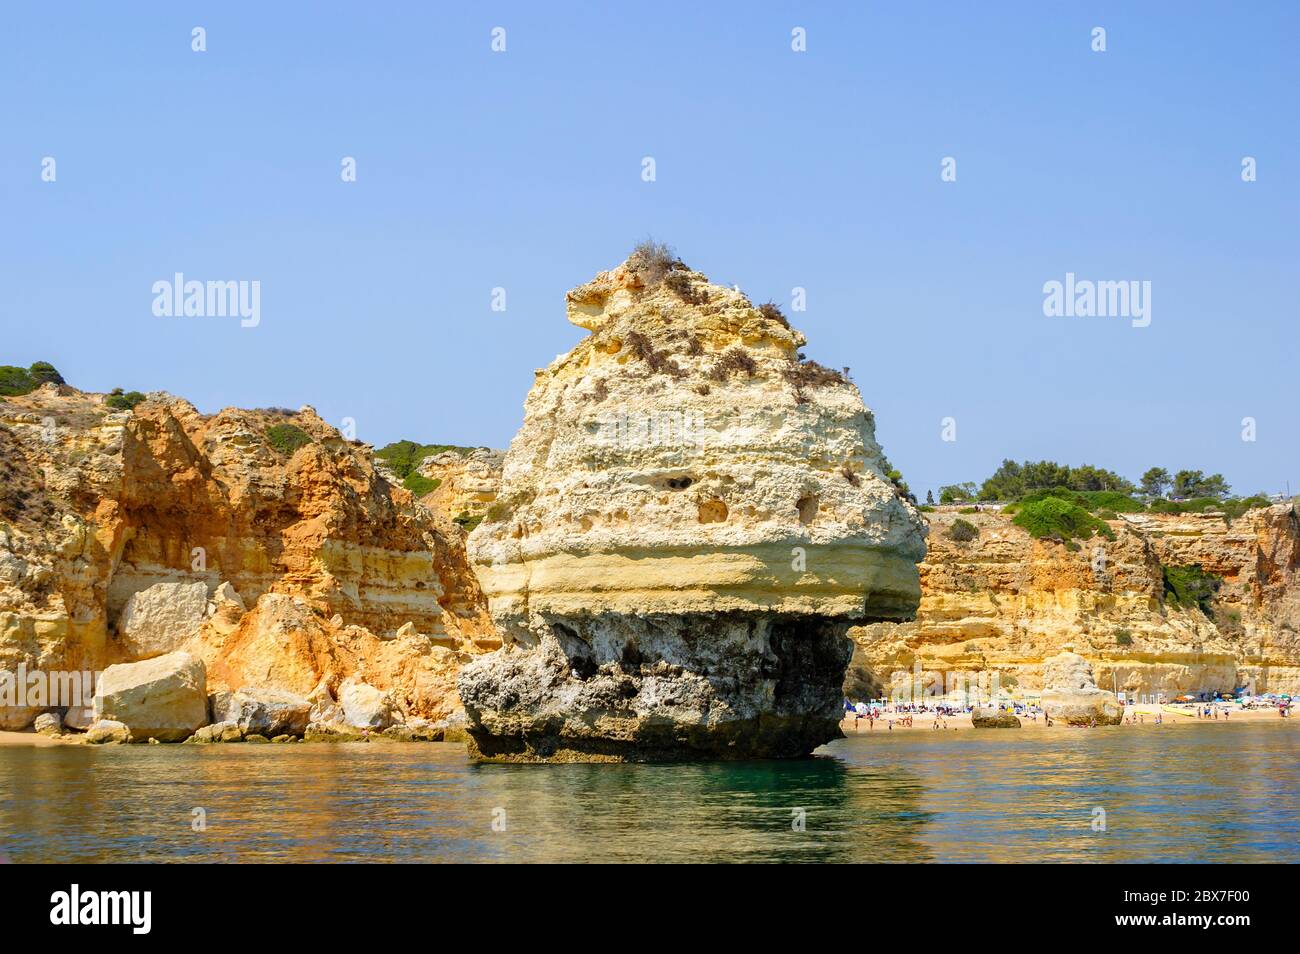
xmin=0 ymin=385 xmax=495 ymax=728
xmin=848 ymin=505 xmax=1300 ymax=699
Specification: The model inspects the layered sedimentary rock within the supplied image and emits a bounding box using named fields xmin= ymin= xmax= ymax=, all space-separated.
xmin=0 ymin=385 xmax=495 ymax=733
xmin=415 ymin=448 xmax=504 ymax=526
xmin=459 ymin=253 xmax=927 ymax=761
xmin=847 ymin=505 xmax=1300 ymax=701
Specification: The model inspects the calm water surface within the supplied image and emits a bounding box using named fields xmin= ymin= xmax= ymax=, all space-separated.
xmin=1 ymin=721 xmax=1296 ymax=862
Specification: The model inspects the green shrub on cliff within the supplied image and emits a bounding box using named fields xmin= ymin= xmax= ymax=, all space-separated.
xmin=105 ymin=388 xmax=146 ymax=410
xmin=402 ymin=474 xmax=441 ymax=496
xmin=454 ymin=511 xmax=483 ymax=533
xmin=1162 ymin=564 xmax=1221 ymax=615
xmin=978 ymin=460 xmax=1134 ymax=501
xmin=946 ymin=518 xmax=979 ymax=542
xmin=1012 ymin=497 xmax=1115 ymax=543
xmin=265 ymin=423 xmax=313 ymax=456
xmin=1147 ymin=494 xmax=1270 ymax=523
xmin=375 ymin=440 xmax=468 ymax=478
xmin=0 ymin=361 xmax=64 ymax=396
xmin=1017 ymin=486 xmax=1143 ymax=513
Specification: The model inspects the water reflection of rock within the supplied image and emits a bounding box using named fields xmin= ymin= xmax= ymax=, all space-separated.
xmin=470 ymin=754 xmax=933 ymax=863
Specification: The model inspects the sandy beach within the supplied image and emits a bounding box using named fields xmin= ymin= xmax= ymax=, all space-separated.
xmin=840 ymin=702 xmax=1296 ymax=734
xmin=0 ymin=729 xmax=69 ymax=748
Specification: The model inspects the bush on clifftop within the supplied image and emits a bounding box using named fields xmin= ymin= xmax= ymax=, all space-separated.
xmin=375 ymin=440 xmax=468 ymax=478
xmin=1012 ymin=497 xmax=1115 ymax=543
xmin=0 ymin=362 xmax=64 ymax=396
xmin=946 ymin=518 xmax=979 ymax=542
xmin=105 ymin=388 xmax=146 ymax=411
xmin=265 ymin=423 xmax=314 ymax=456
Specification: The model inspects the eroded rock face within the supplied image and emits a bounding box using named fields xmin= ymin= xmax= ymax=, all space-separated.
xmin=846 ymin=505 xmax=1300 ymax=701
xmin=415 ymin=448 xmax=504 ymax=526
xmin=460 ymin=254 xmax=927 ymax=761
xmin=0 ymin=385 xmax=495 ymax=730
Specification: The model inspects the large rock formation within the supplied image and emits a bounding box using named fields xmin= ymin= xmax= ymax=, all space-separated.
xmin=1040 ymin=648 xmax=1123 ymax=725
xmin=459 ymin=252 xmax=927 ymax=761
xmin=0 ymin=385 xmax=495 ymax=734
xmin=415 ymin=448 xmax=504 ymax=528
xmin=847 ymin=504 xmax=1300 ymax=702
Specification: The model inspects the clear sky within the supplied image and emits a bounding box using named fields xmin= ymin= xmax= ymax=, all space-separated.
xmin=3 ymin=2 xmax=1296 ymax=498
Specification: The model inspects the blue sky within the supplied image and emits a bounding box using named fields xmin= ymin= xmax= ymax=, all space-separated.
xmin=3 ymin=2 xmax=1296 ymax=498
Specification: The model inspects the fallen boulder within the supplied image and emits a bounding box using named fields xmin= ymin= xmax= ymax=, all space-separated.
xmin=33 ymin=711 xmax=63 ymax=736
xmin=971 ymin=708 xmax=1021 ymax=728
xmin=1041 ymin=649 xmax=1124 ymax=726
xmin=338 ymin=679 xmax=398 ymax=730
xmin=210 ymin=687 xmax=311 ymax=738
xmin=187 ymin=720 xmax=243 ymax=744
xmin=84 ymin=720 xmax=131 ymax=744
xmin=116 ymin=581 xmax=209 ymax=660
xmin=304 ymin=721 xmax=369 ymax=743
xmin=93 ymin=650 xmax=208 ymax=742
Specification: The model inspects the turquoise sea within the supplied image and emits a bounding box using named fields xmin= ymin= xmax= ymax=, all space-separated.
xmin=1 ymin=720 xmax=1296 ymax=863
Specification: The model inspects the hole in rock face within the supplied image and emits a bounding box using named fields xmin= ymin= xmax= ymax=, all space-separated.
xmin=796 ymin=494 xmax=818 ymax=525
xmin=665 ymin=476 xmax=693 ymax=490
xmin=697 ymin=499 xmax=728 ymax=523
xmin=620 ymin=641 xmax=643 ymax=667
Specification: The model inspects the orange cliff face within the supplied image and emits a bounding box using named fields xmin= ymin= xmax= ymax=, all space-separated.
xmin=0 ymin=384 xmax=496 ymax=728
xmin=847 ymin=505 xmax=1300 ymax=700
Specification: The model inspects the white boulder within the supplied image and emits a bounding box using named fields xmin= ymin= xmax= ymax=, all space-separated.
xmin=93 ymin=650 xmax=208 ymax=741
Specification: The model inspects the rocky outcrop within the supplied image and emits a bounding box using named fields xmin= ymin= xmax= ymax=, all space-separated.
xmin=84 ymin=720 xmax=131 ymax=744
xmin=459 ymin=252 xmax=927 ymax=761
xmin=971 ymin=708 xmax=1020 ymax=728
xmin=415 ymin=448 xmax=504 ymax=527
xmin=93 ymin=650 xmax=208 ymax=741
xmin=0 ymin=385 xmax=496 ymax=732
xmin=847 ymin=504 xmax=1300 ymax=702
xmin=1040 ymin=649 xmax=1123 ymax=725
xmin=209 ymin=686 xmax=311 ymax=738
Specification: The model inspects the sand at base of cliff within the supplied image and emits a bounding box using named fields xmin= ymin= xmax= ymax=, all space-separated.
xmin=0 ymin=730 xmax=67 ymax=747
xmin=839 ymin=703 xmax=1296 ymax=734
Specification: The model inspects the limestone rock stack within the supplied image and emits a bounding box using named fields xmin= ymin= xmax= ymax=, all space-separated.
xmin=459 ymin=251 xmax=928 ymax=761
xmin=1040 ymin=648 xmax=1123 ymax=725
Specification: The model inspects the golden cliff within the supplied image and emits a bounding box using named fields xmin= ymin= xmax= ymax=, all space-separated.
xmin=458 ymin=250 xmax=928 ymax=760
xmin=416 ymin=448 xmax=503 ymax=528
xmin=848 ymin=505 xmax=1300 ymax=701
xmin=0 ymin=384 xmax=495 ymax=731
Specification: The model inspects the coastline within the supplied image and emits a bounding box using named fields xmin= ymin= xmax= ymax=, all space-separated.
xmin=3 ymin=703 xmax=1291 ymax=749
xmin=0 ymin=730 xmax=67 ymax=748
xmin=840 ymin=702 xmax=1295 ymax=734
